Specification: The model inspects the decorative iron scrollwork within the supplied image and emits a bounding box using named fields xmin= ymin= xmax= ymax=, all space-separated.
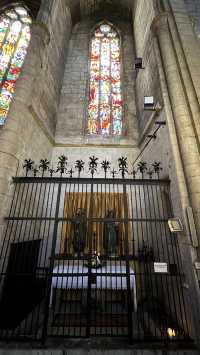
xmin=57 ymin=155 xmax=68 ymax=176
xmin=22 ymin=157 xmax=163 ymax=180
xmin=33 ymin=166 xmax=39 ymax=177
xmin=147 ymin=169 xmax=154 ymax=179
xmin=111 ymin=169 xmax=117 ymax=179
xmin=68 ymin=168 xmax=74 ymax=178
xmin=137 ymin=161 xmax=147 ymax=177
xmin=23 ymin=159 xmax=34 ymax=176
xmin=89 ymin=156 xmax=98 ymax=177
xmin=49 ymin=168 xmax=55 ymax=178
xmin=118 ymin=156 xmax=128 ymax=178
xmin=39 ymin=159 xmax=50 ymax=176
xmin=101 ymin=160 xmax=111 ymax=178
xmin=152 ymin=161 xmax=162 ymax=177
xmin=75 ymin=160 xmax=85 ymax=178
xmin=131 ymin=168 xmax=137 ymax=179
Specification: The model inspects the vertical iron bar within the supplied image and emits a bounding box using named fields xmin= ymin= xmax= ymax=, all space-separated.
xmin=160 ymin=184 xmax=190 ymax=338
xmin=123 ymin=183 xmax=133 ymax=342
xmin=154 ymin=182 xmax=178 ymax=339
xmin=86 ymin=182 xmax=93 ymax=337
xmin=41 ymin=182 xmax=62 ymax=344
xmin=0 ymin=181 xmax=19 ymax=269
xmin=35 ymin=181 xmax=54 ymax=339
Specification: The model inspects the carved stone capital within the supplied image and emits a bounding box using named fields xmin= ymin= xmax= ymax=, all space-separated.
xmin=151 ymin=12 xmax=169 ymax=35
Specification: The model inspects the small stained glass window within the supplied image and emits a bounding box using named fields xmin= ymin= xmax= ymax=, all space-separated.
xmin=87 ymin=23 xmax=123 ymax=136
xmin=0 ymin=6 xmax=32 ymax=125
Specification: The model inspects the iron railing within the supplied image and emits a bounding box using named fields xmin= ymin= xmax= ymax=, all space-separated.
xmin=0 ymin=158 xmax=193 ymax=343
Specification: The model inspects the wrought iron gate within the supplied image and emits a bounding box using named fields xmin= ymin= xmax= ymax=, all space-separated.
xmin=0 ymin=159 xmax=192 ymax=343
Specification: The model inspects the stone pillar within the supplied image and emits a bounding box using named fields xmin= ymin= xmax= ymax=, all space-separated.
xmin=0 ymin=22 xmax=49 ymax=223
xmin=151 ymin=13 xmax=200 ymax=244
xmin=167 ymin=0 xmax=200 ymax=110
xmin=152 ymin=12 xmax=200 ymax=343
xmin=163 ymin=0 xmax=200 ymax=149
xmin=153 ymin=28 xmax=200 ymax=345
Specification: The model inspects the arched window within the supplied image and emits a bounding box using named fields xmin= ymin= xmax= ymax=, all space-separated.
xmin=0 ymin=6 xmax=32 ymax=125
xmin=87 ymin=23 xmax=123 ymax=136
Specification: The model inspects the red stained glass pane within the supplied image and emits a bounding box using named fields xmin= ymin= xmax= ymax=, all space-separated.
xmin=0 ymin=9 xmax=31 ymax=125
xmin=87 ymin=23 xmax=123 ymax=136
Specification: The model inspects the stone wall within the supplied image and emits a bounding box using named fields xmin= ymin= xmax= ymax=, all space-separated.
xmin=31 ymin=0 xmax=72 ymax=138
xmin=133 ymin=1 xmax=200 ymax=339
xmin=52 ymin=146 xmax=139 ymax=179
xmin=133 ymin=0 xmax=163 ymax=133
xmin=0 ymin=0 xmax=72 ymax=234
xmin=184 ymin=0 xmax=200 ymax=40
xmin=55 ymin=17 xmax=138 ymax=147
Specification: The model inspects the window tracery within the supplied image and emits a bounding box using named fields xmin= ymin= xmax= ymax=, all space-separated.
xmin=87 ymin=23 xmax=123 ymax=136
xmin=0 ymin=6 xmax=31 ymax=125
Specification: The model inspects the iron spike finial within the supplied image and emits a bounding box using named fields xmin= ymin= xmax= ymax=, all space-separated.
xmin=101 ymin=160 xmax=111 ymax=179
xmin=33 ymin=166 xmax=39 ymax=177
xmin=49 ymin=167 xmax=55 ymax=177
xmin=137 ymin=161 xmax=147 ymax=177
xmin=39 ymin=159 xmax=50 ymax=176
xmin=152 ymin=161 xmax=162 ymax=178
xmin=131 ymin=168 xmax=137 ymax=179
xmin=111 ymin=169 xmax=117 ymax=179
xmin=68 ymin=168 xmax=74 ymax=178
xmin=75 ymin=159 xmax=85 ymax=178
xmin=118 ymin=156 xmax=128 ymax=179
xmin=23 ymin=159 xmax=34 ymax=176
xmin=56 ymin=155 xmax=68 ymax=176
xmin=89 ymin=156 xmax=98 ymax=178
xmin=147 ymin=169 xmax=154 ymax=179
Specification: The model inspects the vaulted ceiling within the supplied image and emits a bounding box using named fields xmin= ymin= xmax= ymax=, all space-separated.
xmin=80 ymin=0 xmax=133 ymax=15
xmin=67 ymin=0 xmax=134 ymax=24
xmin=0 ymin=0 xmax=134 ymax=23
xmin=66 ymin=0 xmax=133 ymax=13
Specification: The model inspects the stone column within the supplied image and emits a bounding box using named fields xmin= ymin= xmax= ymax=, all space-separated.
xmin=167 ymin=0 xmax=200 ymax=110
xmin=163 ymin=0 xmax=200 ymax=149
xmin=0 ymin=22 xmax=49 ymax=225
xmin=153 ymin=25 xmax=200 ymax=344
xmin=151 ymin=13 xmax=200 ymax=244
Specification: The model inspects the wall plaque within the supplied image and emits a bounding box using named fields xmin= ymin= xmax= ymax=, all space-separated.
xmin=154 ymin=262 xmax=168 ymax=273
xmin=168 ymin=218 xmax=183 ymax=233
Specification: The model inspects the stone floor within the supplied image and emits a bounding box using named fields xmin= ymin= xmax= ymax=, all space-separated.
xmin=0 ymin=337 xmax=199 ymax=355
xmin=0 ymin=349 xmax=199 ymax=355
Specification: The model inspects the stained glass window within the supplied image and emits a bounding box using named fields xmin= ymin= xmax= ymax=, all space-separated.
xmin=0 ymin=6 xmax=32 ymax=125
xmin=87 ymin=23 xmax=123 ymax=136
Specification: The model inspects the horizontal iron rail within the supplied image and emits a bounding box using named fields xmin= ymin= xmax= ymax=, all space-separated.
xmin=49 ymin=272 xmax=131 ymax=277
xmin=51 ymin=255 xmax=138 ymax=261
xmin=0 ymin=271 xmax=185 ymax=276
xmin=12 ymin=176 xmax=170 ymax=186
xmin=4 ymin=217 xmax=170 ymax=223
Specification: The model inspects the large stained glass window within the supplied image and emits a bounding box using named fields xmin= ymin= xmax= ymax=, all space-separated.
xmin=0 ymin=6 xmax=32 ymax=125
xmin=87 ymin=23 xmax=123 ymax=136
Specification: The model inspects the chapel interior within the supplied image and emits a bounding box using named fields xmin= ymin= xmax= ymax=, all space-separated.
xmin=0 ymin=0 xmax=200 ymax=351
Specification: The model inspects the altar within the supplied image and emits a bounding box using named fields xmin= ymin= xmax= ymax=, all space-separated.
xmin=50 ymin=263 xmax=137 ymax=311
